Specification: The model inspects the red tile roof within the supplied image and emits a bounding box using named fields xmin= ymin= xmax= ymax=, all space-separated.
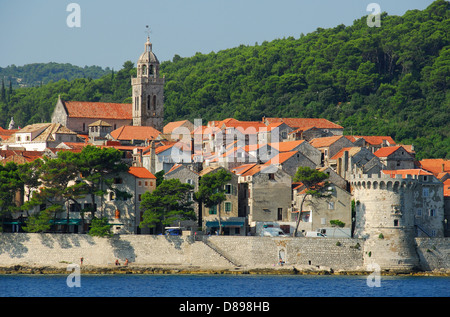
xmin=444 ymin=179 xmax=450 ymax=197
xmin=309 ymin=135 xmax=345 ymax=148
xmin=345 ymin=135 xmax=396 ymax=145
xmin=128 ymin=167 xmax=156 ymax=179
xmin=63 ymin=101 xmax=132 ymax=120
xmin=419 ymin=159 xmax=450 ymax=175
xmin=373 ymin=146 xmax=410 ymax=158
xmin=264 ymin=151 xmax=298 ymax=165
xmin=110 ymin=125 xmax=161 ymax=141
xmin=264 ymin=118 xmax=343 ymax=130
xmin=163 ymin=120 xmax=192 ymax=134
xmin=381 ymin=169 xmax=433 ymax=178
xmin=231 ymin=163 xmax=257 ymax=175
xmin=269 ymin=140 xmax=305 ymax=152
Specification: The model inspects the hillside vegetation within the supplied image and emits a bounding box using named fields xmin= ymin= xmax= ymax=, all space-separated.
xmin=0 ymin=0 xmax=448 ymax=160
xmin=0 ymin=62 xmax=110 ymax=88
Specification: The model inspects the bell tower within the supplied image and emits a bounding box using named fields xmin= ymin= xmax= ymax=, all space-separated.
xmin=132 ymin=32 xmax=164 ymax=131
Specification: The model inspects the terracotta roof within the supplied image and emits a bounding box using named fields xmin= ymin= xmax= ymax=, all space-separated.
xmin=309 ymin=135 xmax=345 ymax=148
xmin=381 ymin=169 xmax=433 ymax=178
xmin=443 ymin=179 xmax=450 ymax=197
xmin=330 ymin=147 xmax=364 ymax=160
xmin=163 ymin=120 xmax=192 ymax=134
xmin=89 ymin=120 xmax=112 ymax=127
xmin=269 ymin=140 xmax=305 ymax=152
xmin=0 ymin=127 xmax=18 ymax=140
xmin=419 ymin=159 xmax=450 ymax=175
xmin=0 ymin=149 xmax=44 ymax=162
xmin=264 ymin=151 xmax=298 ymax=165
xmin=208 ymin=118 xmax=240 ymax=127
xmin=231 ymin=163 xmax=257 ymax=175
xmin=240 ymin=164 xmax=276 ymax=177
xmin=264 ymin=118 xmax=343 ymax=129
xmin=110 ymin=125 xmax=161 ymax=141
xmin=345 ymin=135 xmax=396 ymax=145
xmin=373 ymin=146 xmax=410 ymax=158
xmin=63 ymin=101 xmax=132 ymax=120
xmin=128 ymin=167 xmax=156 ymax=179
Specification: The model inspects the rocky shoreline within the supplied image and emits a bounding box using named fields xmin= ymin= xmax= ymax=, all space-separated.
xmin=1 ymin=264 xmax=449 ymax=276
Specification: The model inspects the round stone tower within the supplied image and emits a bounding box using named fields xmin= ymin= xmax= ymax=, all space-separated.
xmin=351 ymin=173 xmax=420 ymax=272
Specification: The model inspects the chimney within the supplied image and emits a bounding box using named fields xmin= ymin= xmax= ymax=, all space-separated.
xmin=343 ymin=150 xmax=349 ymax=179
xmin=150 ymin=140 xmax=156 ymax=174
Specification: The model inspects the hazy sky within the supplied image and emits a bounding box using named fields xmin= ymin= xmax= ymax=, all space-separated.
xmin=0 ymin=0 xmax=434 ymax=70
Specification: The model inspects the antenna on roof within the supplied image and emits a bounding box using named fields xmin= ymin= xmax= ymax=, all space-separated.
xmin=145 ymin=25 xmax=151 ymax=38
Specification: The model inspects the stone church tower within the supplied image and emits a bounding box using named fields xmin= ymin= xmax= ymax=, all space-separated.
xmin=132 ymin=36 xmax=164 ymax=131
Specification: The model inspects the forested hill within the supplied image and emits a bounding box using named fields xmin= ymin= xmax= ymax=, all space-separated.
xmin=0 ymin=63 xmax=111 ymax=88
xmin=0 ymin=0 xmax=448 ymax=160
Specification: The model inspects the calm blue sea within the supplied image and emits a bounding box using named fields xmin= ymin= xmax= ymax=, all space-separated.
xmin=0 ymin=274 xmax=449 ymax=298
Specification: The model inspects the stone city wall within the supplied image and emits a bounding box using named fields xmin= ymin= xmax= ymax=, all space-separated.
xmin=0 ymin=233 xmax=448 ymax=272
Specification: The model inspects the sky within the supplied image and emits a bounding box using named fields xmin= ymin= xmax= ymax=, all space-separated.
xmin=0 ymin=0 xmax=435 ymax=70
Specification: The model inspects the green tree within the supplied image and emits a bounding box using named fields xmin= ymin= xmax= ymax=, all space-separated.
xmin=75 ymin=145 xmax=129 ymax=220
xmin=0 ymin=162 xmax=23 ymax=230
xmin=139 ymin=179 xmax=195 ymax=233
xmin=293 ymin=167 xmax=331 ymax=237
xmin=24 ymin=155 xmax=87 ymax=233
xmin=88 ymin=216 xmax=112 ymax=237
xmin=194 ymin=169 xmax=232 ymax=235
xmin=22 ymin=209 xmax=52 ymax=233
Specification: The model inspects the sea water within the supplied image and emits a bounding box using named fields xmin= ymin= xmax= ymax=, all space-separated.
xmin=0 ymin=274 xmax=448 ymax=297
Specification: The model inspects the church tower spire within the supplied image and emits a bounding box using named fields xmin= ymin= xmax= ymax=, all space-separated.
xmin=132 ymin=29 xmax=164 ymax=131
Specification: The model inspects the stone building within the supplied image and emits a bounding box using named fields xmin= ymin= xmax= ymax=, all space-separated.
xmin=309 ymin=135 xmax=355 ymax=167
xmin=351 ymin=170 xmax=445 ymax=271
xmin=51 ymin=97 xmax=132 ymax=134
xmin=373 ymin=145 xmax=415 ymax=170
xmin=199 ymin=166 xmax=244 ymax=235
xmin=2 ymin=123 xmax=78 ymax=151
xmin=292 ymin=181 xmax=352 ymax=236
xmin=234 ymin=164 xmax=293 ymax=235
xmin=164 ymin=163 xmax=200 ymax=230
xmin=132 ymin=36 xmax=164 ymax=131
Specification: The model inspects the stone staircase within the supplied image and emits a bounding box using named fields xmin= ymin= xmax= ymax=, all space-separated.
xmin=201 ymin=238 xmax=241 ymax=267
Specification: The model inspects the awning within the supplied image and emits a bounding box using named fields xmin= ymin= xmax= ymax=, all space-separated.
xmin=50 ymin=219 xmax=82 ymax=225
xmin=205 ymin=221 xmax=245 ymax=227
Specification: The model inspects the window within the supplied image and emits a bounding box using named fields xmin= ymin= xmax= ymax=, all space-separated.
xmin=138 ymin=194 xmax=142 ymax=201
xmin=394 ymin=219 xmax=399 ymax=227
xmin=114 ymin=177 xmax=123 ymax=184
xmin=321 ymin=218 xmax=326 ymax=225
xmin=225 ymin=202 xmax=232 ymax=213
xmin=429 ymin=209 xmax=435 ymax=217
xmin=416 ymin=208 xmax=422 ymax=216
xmin=277 ymin=208 xmax=283 ymax=221
xmin=225 ymin=184 xmax=232 ymax=194
xmin=17 ymin=136 xmax=21 ymax=142
xmin=209 ymin=205 xmax=217 ymax=215
xmin=138 ymin=181 xmax=142 ymax=187
xmin=187 ymin=179 xmax=193 ymax=185
xmin=328 ymin=202 xmax=335 ymax=210
xmin=147 ymin=95 xmax=151 ymax=110
xmin=423 ymin=176 xmax=428 ymax=182
xmin=145 ymin=181 xmax=148 ymax=186
xmin=423 ymin=187 xmax=429 ymax=197
xmin=268 ymin=173 xmax=275 ymax=180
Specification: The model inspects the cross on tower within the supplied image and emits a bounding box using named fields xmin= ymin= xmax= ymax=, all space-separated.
xmin=145 ymin=25 xmax=151 ymax=38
